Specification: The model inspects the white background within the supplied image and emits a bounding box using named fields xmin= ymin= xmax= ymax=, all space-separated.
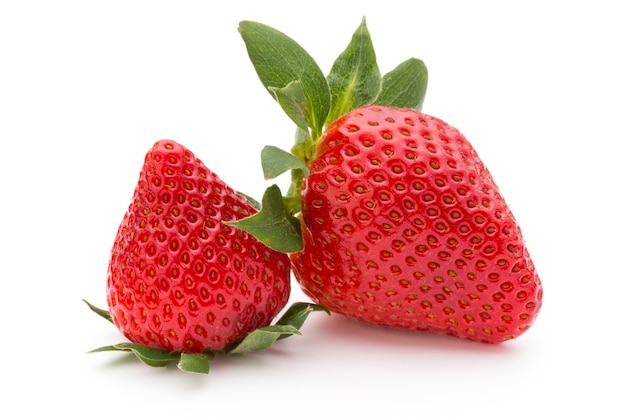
xmin=2 ymin=1 xmax=624 ymax=415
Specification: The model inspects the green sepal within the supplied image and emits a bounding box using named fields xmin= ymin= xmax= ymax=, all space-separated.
xmin=82 ymin=299 xmax=113 ymax=324
xmin=269 ymin=81 xmax=309 ymax=132
xmin=275 ymin=302 xmax=330 ymax=340
xmin=326 ymin=17 xmax=381 ymax=126
xmin=177 ymin=352 xmax=215 ymax=374
xmin=225 ymin=184 xmax=303 ymax=253
xmin=375 ymin=57 xmax=428 ymax=110
xmin=238 ymin=20 xmax=330 ymax=137
xmin=89 ymin=343 xmax=180 ymax=368
xmin=226 ymin=302 xmax=329 ymax=353
xmin=261 ymin=145 xmax=309 ymax=180
xmin=226 ymin=325 xmax=301 ymax=355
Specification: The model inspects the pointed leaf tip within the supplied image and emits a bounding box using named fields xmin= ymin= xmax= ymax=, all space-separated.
xmin=89 ymin=343 xmax=180 ymax=368
xmin=226 ymin=325 xmax=302 ymax=355
xmin=326 ymin=16 xmax=381 ymax=125
xmin=261 ymin=145 xmax=309 ymax=180
xmin=375 ymin=58 xmax=428 ymax=110
xmin=226 ymin=184 xmax=303 ymax=253
xmin=83 ymin=299 xmax=113 ymax=324
xmin=275 ymin=302 xmax=330 ymax=340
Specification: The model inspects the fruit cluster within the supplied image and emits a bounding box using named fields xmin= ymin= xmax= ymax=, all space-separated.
xmin=86 ymin=18 xmax=542 ymax=374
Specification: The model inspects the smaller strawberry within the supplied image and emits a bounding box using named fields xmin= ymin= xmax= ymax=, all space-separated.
xmin=86 ymin=140 xmax=327 ymax=373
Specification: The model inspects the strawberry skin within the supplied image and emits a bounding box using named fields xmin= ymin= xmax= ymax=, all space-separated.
xmin=291 ymin=105 xmax=542 ymax=343
xmin=107 ymin=140 xmax=291 ymax=352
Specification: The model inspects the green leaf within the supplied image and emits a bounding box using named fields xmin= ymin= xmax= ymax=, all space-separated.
xmin=225 ymin=302 xmax=329 ymax=354
xmin=226 ymin=325 xmax=301 ymax=355
xmin=238 ymin=20 xmax=330 ymax=137
xmin=83 ymin=299 xmax=113 ymax=324
xmin=269 ymin=81 xmax=309 ymax=131
xmin=177 ymin=352 xmax=215 ymax=374
xmin=225 ymin=184 xmax=303 ymax=253
xmin=326 ymin=17 xmax=381 ymax=125
xmin=375 ymin=58 xmax=428 ymax=110
xmin=275 ymin=302 xmax=330 ymax=340
xmin=294 ymin=126 xmax=311 ymax=147
xmin=89 ymin=343 xmax=180 ymax=368
xmin=261 ymin=145 xmax=309 ymax=180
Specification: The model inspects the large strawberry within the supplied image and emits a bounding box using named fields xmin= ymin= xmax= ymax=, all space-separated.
xmin=291 ymin=105 xmax=542 ymax=343
xmin=236 ymin=18 xmax=542 ymax=343
xmin=86 ymin=140 xmax=326 ymax=373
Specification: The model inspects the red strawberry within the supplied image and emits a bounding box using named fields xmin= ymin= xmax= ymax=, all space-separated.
xmin=290 ymin=105 xmax=542 ymax=343
xmin=106 ymin=140 xmax=291 ymax=353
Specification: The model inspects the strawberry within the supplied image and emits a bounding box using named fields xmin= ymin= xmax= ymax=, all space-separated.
xmin=105 ymin=140 xmax=292 ymax=353
xmin=290 ymin=105 xmax=542 ymax=343
xmin=85 ymin=139 xmax=333 ymax=374
xmin=237 ymin=19 xmax=542 ymax=344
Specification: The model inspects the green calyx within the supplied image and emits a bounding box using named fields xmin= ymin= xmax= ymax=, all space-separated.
xmin=234 ymin=17 xmax=428 ymax=253
xmin=84 ymin=299 xmax=329 ymax=374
